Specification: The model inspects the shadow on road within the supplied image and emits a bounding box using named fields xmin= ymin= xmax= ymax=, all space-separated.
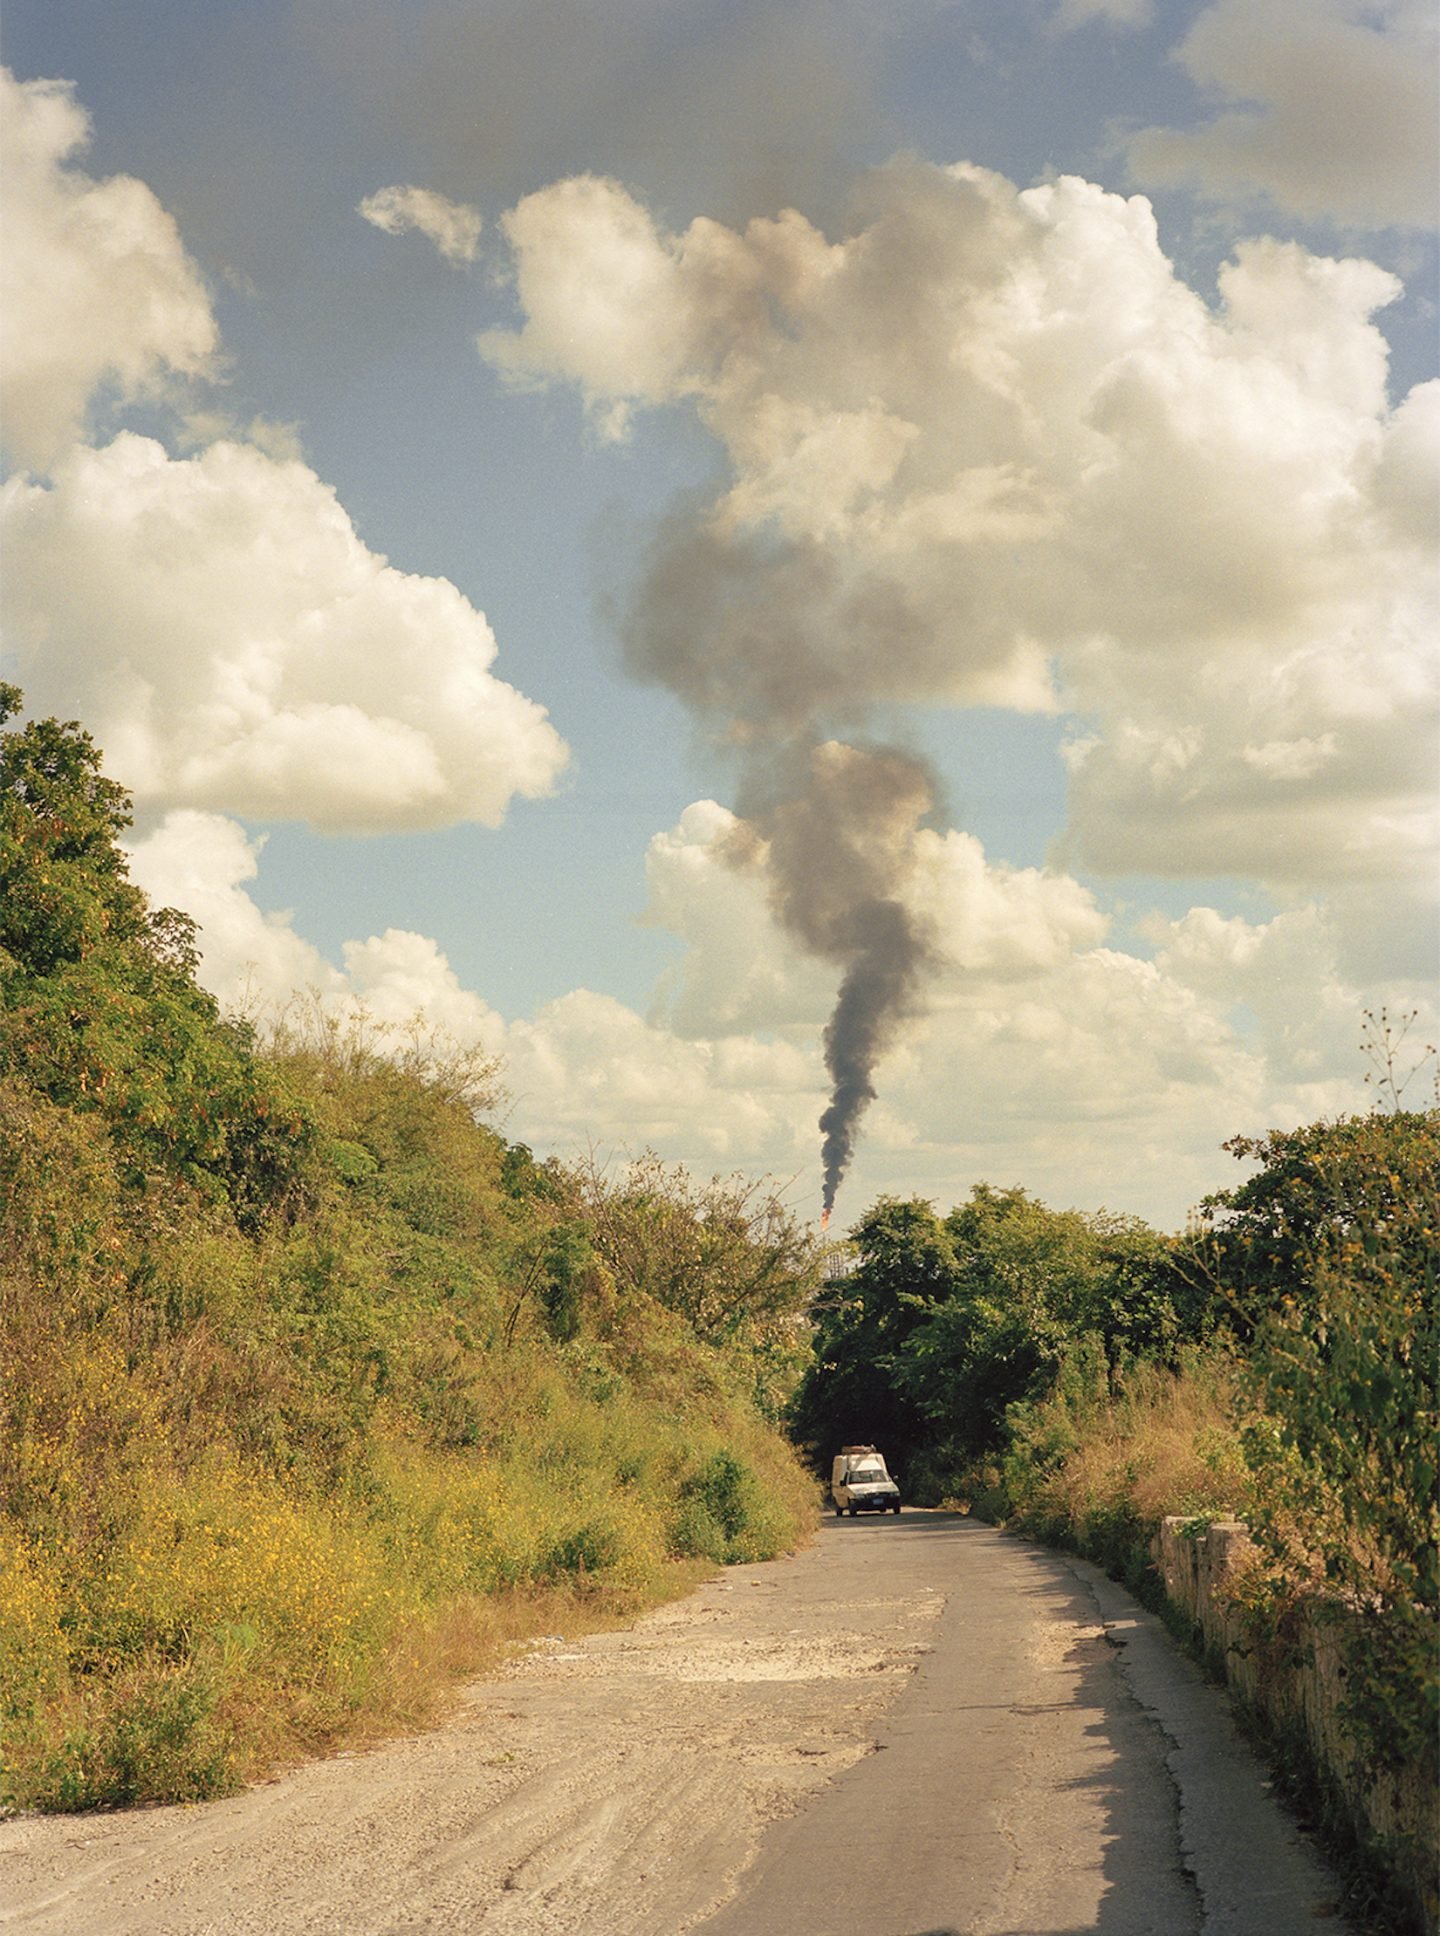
xmin=702 ymin=1511 xmax=1205 ymax=1935
xmin=974 ymin=1527 xmax=1204 ymax=1934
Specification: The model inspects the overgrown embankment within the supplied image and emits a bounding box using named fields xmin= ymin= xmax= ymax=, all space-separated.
xmin=0 ymin=691 xmax=820 ymax=1810
xmin=792 ymin=1107 xmax=1438 ymax=1933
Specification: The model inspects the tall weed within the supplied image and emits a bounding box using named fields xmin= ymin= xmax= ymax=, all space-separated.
xmin=988 ymin=1343 xmax=1248 ymax=1591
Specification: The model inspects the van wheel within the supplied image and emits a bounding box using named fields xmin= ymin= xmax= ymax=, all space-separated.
xmin=892 ymin=1503 xmax=901 ymax=1514
xmin=848 ymin=1506 xmax=858 ymax=1517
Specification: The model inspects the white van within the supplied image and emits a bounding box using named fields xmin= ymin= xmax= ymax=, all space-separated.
xmin=830 ymin=1445 xmax=901 ymax=1516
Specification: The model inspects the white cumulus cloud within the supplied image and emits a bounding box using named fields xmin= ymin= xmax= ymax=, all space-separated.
xmin=641 ymin=798 xmax=1112 ymax=1040
xmin=1127 ymin=0 xmax=1439 ymax=230
xmin=359 ymin=184 xmax=483 ymax=264
xmin=125 ymin=811 xmax=509 ymax=1050
xmin=126 ymin=810 xmax=341 ymax=1004
xmin=124 ymin=810 xmax=822 ymax=1179
xmin=1 ymin=69 xmax=565 ymax=841
xmin=506 ymin=989 xmax=818 ymax=1166
xmin=0 ymin=66 xmax=218 ymax=471
xmin=1 ymin=434 xmax=569 ymax=832
xmin=478 ymin=162 xmax=1437 ymax=937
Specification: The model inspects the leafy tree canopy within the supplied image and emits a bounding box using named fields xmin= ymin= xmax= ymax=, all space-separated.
xmin=560 ymin=1150 xmax=823 ymax=1346
xmin=1190 ymin=1107 xmax=1439 ymax=1777
xmin=790 ymin=1185 xmax=1193 ymax=1488
xmin=0 ymin=691 xmax=310 ymax=1224
xmin=1187 ymin=1110 xmax=1439 ymax=1336
xmin=787 ymin=1197 xmax=959 ymax=1470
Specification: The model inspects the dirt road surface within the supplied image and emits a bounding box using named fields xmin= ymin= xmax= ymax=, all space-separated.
xmin=0 ymin=1514 xmax=1353 ymax=1935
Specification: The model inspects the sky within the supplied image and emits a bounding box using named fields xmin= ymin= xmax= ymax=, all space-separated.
xmin=2 ymin=0 xmax=1436 ymax=1231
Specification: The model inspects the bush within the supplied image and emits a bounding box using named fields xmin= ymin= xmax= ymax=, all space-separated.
xmin=24 ymin=1659 xmax=233 ymax=1810
xmin=1201 ymin=1113 xmax=1440 ymax=1782
xmin=789 ymin=1187 xmax=1196 ymax=1494
xmin=670 ymin=1449 xmax=795 ymax=1565
xmin=993 ymin=1344 xmax=1248 ymax=1593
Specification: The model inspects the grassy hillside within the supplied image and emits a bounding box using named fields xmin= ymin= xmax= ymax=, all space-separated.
xmin=0 ymin=690 xmax=820 ymax=1809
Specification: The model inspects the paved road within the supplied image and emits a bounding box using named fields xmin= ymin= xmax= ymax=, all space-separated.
xmin=0 ymin=1512 xmax=1354 ymax=1935
xmin=697 ymin=1512 xmax=1350 ymax=1936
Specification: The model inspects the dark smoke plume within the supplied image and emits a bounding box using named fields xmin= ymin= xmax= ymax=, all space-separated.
xmin=623 ymin=513 xmax=944 ymax=1215
xmin=818 ymin=901 xmax=928 ymax=1214
xmin=742 ymin=740 xmax=938 ymax=1214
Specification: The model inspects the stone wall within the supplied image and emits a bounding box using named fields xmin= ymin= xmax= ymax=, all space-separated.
xmin=1153 ymin=1516 xmax=1437 ymax=1933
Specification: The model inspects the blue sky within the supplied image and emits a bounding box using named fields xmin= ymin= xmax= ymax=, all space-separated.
xmin=3 ymin=0 xmax=1436 ymax=1227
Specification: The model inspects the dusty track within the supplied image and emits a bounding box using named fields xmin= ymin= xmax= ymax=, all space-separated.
xmin=0 ymin=1541 xmax=938 ymax=1934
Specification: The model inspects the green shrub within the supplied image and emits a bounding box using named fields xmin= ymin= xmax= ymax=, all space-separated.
xmin=668 ymin=1496 xmax=730 ymax=1564
xmin=670 ymin=1450 xmax=792 ymax=1565
xmin=1200 ymin=1112 xmax=1440 ymax=1782
xmin=545 ymin=1521 xmax=623 ymax=1581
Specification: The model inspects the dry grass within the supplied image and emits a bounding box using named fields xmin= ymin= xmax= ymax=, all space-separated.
xmin=992 ymin=1347 xmax=1250 ymax=1581
xmin=1 ymin=1008 xmax=823 ymax=1814
xmin=1057 ymin=1358 xmax=1248 ymax=1526
xmin=1 ymin=1429 xmax=811 ymax=1812
xmin=1 ymin=1340 xmax=821 ymax=1811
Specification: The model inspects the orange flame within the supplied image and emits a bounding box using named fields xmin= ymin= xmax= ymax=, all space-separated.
xmin=820 ymin=1208 xmax=830 ymax=1232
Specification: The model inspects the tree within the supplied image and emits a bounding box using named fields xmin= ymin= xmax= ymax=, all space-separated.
xmin=560 ymin=1150 xmax=823 ymax=1345
xmin=897 ymin=1188 xmax=1177 ymax=1456
xmin=0 ymin=684 xmax=148 ymax=982
xmin=0 ymin=691 xmax=311 ymax=1224
xmin=787 ymin=1198 xmax=961 ymax=1476
xmin=1191 ymin=1111 xmax=1439 ymax=1783
xmin=790 ymin=1185 xmax=1184 ymax=1491
xmin=1187 ymin=1112 xmax=1438 ymax=1338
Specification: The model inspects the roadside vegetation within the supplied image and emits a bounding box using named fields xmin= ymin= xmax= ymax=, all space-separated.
xmin=0 ymin=689 xmax=821 ymax=1810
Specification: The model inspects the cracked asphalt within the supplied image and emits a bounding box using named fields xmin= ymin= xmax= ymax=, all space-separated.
xmin=695 ymin=1513 xmax=1352 ymax=1936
